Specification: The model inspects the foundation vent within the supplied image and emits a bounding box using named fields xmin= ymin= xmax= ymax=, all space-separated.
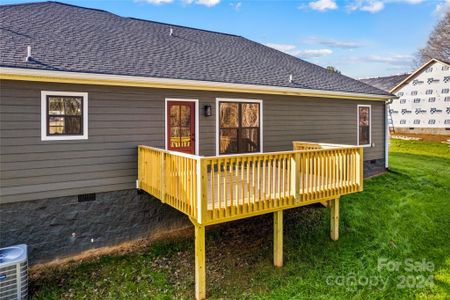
xmin=78 ymin=193 xmax=96 ymax=203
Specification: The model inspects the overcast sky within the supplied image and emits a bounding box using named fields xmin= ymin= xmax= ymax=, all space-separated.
xmin=4 ymin=0 xmax=449 ymax=78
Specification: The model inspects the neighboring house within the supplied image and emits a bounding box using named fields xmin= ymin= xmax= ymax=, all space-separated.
xmin=361 ymin=59 xmax=450 ymax=136
xmin=0 ymin=1 xmax=393 ymax=264
xmin=360 ymin=74 xmax=410 ymax=93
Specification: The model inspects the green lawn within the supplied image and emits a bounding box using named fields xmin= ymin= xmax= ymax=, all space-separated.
xmin=31 ymin=140 xmax=450 ymax=299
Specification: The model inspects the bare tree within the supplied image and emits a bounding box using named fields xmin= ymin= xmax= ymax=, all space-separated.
xmin=417 ymin=8 xmax=450 ymax=65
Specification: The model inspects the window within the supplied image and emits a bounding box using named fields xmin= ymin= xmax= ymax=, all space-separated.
xmin=428 ymin=119 xmax=436 ymax=125
xmin=217 ymin=100 xmax=261 ymax=155
xmin=400 ymin=99 xmax=406 ymax=104
xmin=442 ymin=88 xmax=449 ymax=94
xmin=443 ymin=65 xmax=449 ymax=71
xmin=413 ymin=119 xmax=420 ymax=124
xmin=41 ymin=91 xmax=88 ymax=140
xmin=411 ymin=91 xmax=418 ymax=96
xmin=426 ymin=67 xmax=433 ymax=73
xmin=445 ymin=97 xmax=450 ymax=102
xmin=357 ymin=105 xmax=371 ymax=147
xmin=400 ymin=120 xmax=406 ymax=124
xmin=397 ymin=92 xmax=404 ymax=96
xmin=425 ymin=89 xmax=433 ymax=95
xmin=413 ymin=98 xmax=421 ymax=103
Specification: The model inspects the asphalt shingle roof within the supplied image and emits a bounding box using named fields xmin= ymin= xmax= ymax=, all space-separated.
xmin=359 ymin=74 xmax=410 ymax=92
xmin=0 ymin=1 xmax=392 ymax=96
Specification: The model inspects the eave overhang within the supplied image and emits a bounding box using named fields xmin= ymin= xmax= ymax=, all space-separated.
xmin=0 ymin=67 xmax=395 ymax=101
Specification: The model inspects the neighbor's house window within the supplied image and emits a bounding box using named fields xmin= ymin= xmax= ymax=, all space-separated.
xmin=218 ymin=99 xmax=261 ymax=155
xmin=357 ymin=105 xmax=371 ymax=147
xmin=41 ymin=91 xmax=88 ymax=141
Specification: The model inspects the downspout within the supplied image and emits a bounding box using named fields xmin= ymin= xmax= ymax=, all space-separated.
xmin=385 ymin=98 xmax=394 ymax=169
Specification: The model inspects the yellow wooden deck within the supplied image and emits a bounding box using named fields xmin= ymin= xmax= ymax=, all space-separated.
xmin=137 ymin=141 xmax=364 ymax=299
xmin=138 ymin=142 xmax=363 ymax=225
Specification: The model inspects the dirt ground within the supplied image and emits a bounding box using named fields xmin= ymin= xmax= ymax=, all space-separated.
xmin=390 ymin=133 xmax=449 ymax=142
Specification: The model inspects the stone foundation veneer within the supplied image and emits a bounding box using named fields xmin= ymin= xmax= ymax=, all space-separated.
xmin=0 ymin=162 xmax=385 ymax=264
xmin=0 ymin=190 xmax=190 ymax=264
xmin=364 ymin=158 xmax=386 ymax=178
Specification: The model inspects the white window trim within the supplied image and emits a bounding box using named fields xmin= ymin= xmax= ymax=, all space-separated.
xmin=357 ymin=104 xmax=372 ymax=148
xmin=41 ymin=91 xmax=88 ymax=141
xmin=164 ymin=98 xmax=199 ymax=155
xmin=215 ymin=98 xmax=263 ymax=156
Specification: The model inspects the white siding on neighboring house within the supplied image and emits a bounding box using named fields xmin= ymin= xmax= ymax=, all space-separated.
xmin=389 ymin=60 xmax=450 ymax=130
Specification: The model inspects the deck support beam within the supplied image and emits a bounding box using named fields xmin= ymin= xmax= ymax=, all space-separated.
xmin=273 ymin=210 xmax=283 ymax=267
xmin=194 ymin=224 xmax=206 ymax=300
xmin=330 ymin=198 xmax=340 ymax=241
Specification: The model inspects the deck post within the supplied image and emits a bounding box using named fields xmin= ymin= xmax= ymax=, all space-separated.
xmin=330 ymin=198 xmax=340 ymax=241
xmin=194 ymin=224 xmax=206 ymax=300
xmin=273 ymin=210 xmax=283 ymax=267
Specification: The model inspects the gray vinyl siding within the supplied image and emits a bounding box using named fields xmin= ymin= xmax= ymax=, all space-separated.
xmin=0 ymin=80 xmax=385 ymax=204
xmin=201 ymin=97 xmax=385 ymax=158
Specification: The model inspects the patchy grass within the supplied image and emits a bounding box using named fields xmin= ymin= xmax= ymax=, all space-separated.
xmin=31 ymin=140 xmax=450 ymax=299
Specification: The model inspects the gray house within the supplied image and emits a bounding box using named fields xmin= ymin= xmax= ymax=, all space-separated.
xmin=0 ymin=1 xmax=393 ymax=265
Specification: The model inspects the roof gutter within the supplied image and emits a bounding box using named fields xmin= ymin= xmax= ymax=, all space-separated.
xmin=0 ymin=67 xmax=394 ymax=101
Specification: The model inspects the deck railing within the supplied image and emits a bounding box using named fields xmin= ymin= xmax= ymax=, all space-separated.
xmin=138 ymin=146 xmax=200 ymax=219
xmin=138 ymin=142 xmax=363 ymax=225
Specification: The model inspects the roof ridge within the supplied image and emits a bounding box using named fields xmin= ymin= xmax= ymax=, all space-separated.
xmin=360 ymin=73 xmax=410 ymax=80
xmin=0 ymin=1 xmax=46 ymax=8
xmin=47 ymin=1 xmax=113 ymax=14
xmin=127 ymin=17 xmax=242 ymax=38
xmin=0 ymin=1 xmax=242 ymax=39
xmin=0 ymin=1 xmax=118 ymax=15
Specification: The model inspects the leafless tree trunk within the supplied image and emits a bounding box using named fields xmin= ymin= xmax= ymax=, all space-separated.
xmin=417 ymin=9 xmax=450 ymax=65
